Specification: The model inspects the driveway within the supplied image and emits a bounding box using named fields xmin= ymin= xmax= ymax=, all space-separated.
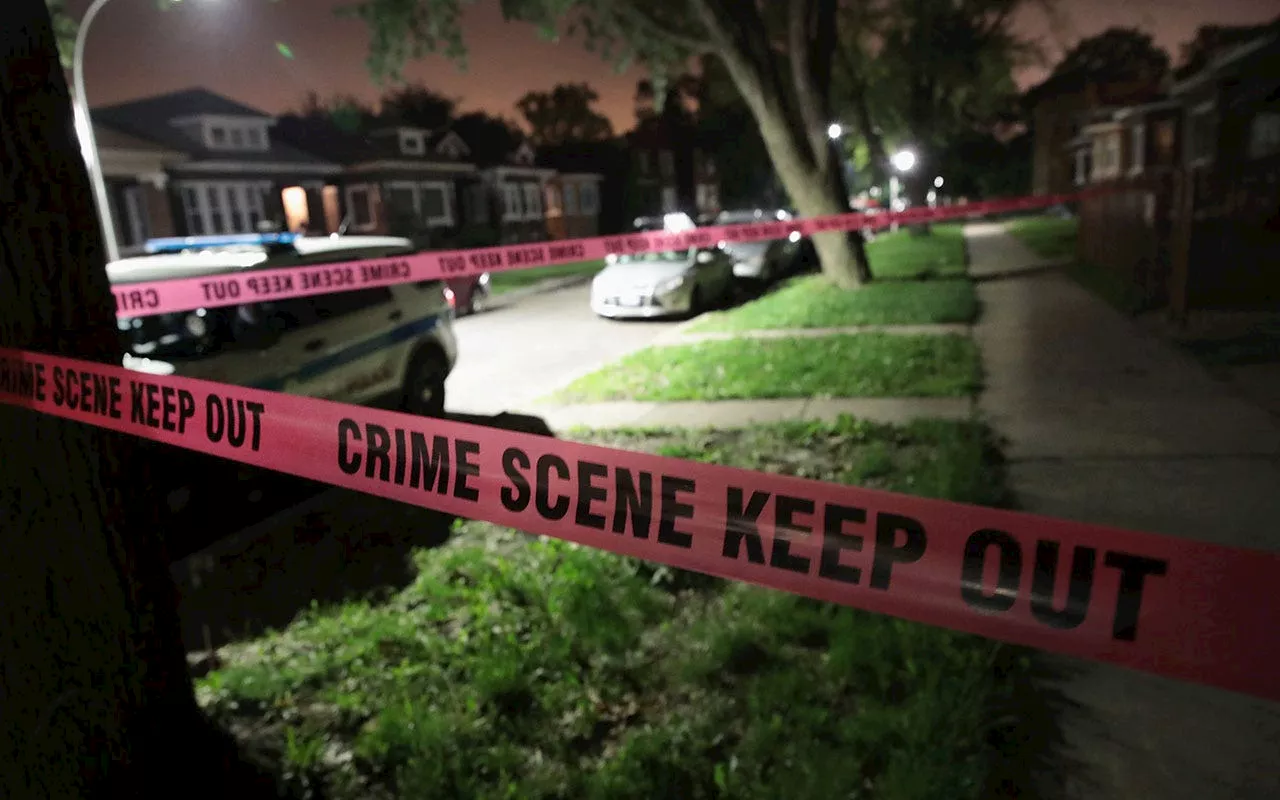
xmin=447 ymin=282 xmax=688 ymax=414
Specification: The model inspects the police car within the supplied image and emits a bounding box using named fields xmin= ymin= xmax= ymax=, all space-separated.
xmin=111 ymin=232 xmax=458 ymax=417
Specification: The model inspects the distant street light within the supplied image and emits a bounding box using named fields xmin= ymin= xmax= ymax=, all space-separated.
xmin=934 ymin=176 xmax=945 ymax=188
xmin=891 ymin=149 xmax=916 ymax=173
xmin=827 ymin=123 xmax=843 ymax=140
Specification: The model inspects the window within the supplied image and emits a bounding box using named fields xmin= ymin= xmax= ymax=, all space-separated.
xmin=503 ymin=184 xmax=522 ymax=220
xmin=696 ymin=184 xmax=709 ymax=211
xmin=229 ymin=128 xmax=246 ymax=148
xmin=246 ymin=128 xmax=264 ymax=149
xmin=1188 ymin=104 xmax=1216 ymax=166
xmin=522 ymin=183 xmax=543 ymax=218
xmin=308 ymin=287 xmax=394 ymax=322
xmin=1073 ymin=148 xmax=1091 ymax=187
xmin=177 ymin=182 xmax=272 ymax=235
xmin=563 ymin=184 xmax=578 ymax=215
xmin=1248 ymin=112 xmax=1280 ymax=161
xmin=400 ymin=131 xmax=425 ymax=156
xmin=420 ymin=184 xmax=448 ymax=223
xmin=1155 ymin=120 xmax=1176 ymax=163
xmin=659 ymin=150 xmax=675 ymax=178
xmin=580 ymin=182 xmax=599 ymax=215
xmin=1129 ymin=123 xmax=1146 ymax=176
xmin=661 ymin=187 xmax=678 ymax=213
xmin=545 ymin=185 xmax=562 ymax=217
xmin=181 ymin=187 xmax=205 ymax=235
xmin=346 ymin=185 xmax=374 ymax=229
xmin=210 ymin=126 xmax=227 ymax=147
xmin=466 ymin=184 xmax=489 ymax=224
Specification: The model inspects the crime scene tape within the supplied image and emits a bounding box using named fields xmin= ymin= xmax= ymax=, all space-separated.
xmin=113 ymin=190 xmax=1086 ymax=318
xmin=2 ymin=347 xmax=1277 ymax=702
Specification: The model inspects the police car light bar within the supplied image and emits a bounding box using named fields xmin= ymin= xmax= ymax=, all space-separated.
xmin=144 ymin=233 xmax=299 ymax=254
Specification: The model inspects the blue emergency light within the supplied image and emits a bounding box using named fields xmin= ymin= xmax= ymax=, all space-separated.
xmin=143 ymin=232 xmax=300 ymax=254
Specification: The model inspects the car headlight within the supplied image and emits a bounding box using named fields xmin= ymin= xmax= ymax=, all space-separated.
xmin=655 ymin=274 xmax=686 ymax=294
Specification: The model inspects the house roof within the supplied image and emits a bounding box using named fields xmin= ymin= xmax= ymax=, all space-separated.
xmin=93 ymin=88 xmax=336 ymax=167
xmin=272 ymin=116 xmax=473 ymax=168
xmin=94 ymin=122 xmax=185 ymax=157
xmin=1171 ymin=29 xmax=1280 ymax=95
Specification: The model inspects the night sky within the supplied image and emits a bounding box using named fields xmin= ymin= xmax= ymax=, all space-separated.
xmin=77 ymin=0 xmax=1277 ymax=133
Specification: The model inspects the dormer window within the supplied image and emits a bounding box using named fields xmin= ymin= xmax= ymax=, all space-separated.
xmin=196 ymin=117 xmax=270 ymax=152
xmin=400 ymin=130 xmax=426 ymax=156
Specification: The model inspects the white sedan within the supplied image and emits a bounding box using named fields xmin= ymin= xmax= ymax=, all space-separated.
xmin=590 ymin=247 xmax=736 ymax=320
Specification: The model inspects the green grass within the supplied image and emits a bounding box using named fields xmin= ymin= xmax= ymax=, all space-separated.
xmin=550 ymin=333 xmax=982 ymax=403
xmin=690 ymin=277 xmax=979 ymax=333
xmin=197 ymin=417 xmax=1048 ymax=799
xmin=1004 ymin=215 xmax=1078 ymax=261
xmin=488 ymin=259 xmax=603 ymax=295
xmin=864 ymin=223 xmax=968 ymax=280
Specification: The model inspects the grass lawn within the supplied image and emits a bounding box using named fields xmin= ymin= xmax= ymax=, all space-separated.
xmin=488 ymin=259 xmax=603 ymax=295
xmin=197 ymin=417 xmax=1051 ymax=799
xmin=865 ymin=223 xmax=968 ymax=280
xmin=1004 ymin=215 xmax=1078 ymax=261
xmin=689 ymin=277 xmax=979 ymax=333
xmin=551 ymin=333 xmax=981 ymax=403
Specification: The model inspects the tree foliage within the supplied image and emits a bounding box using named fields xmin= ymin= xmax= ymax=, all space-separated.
xmin=516 ymin=82 xmax=614 ymax=145
xmin=451 ymin=109 xmax=525 ymax=161
xmin=1053 ymin=26 xmax=1170 ymax=84
xmin=44 ymin=0 xmax=76 ymax=68
xmin=379 ymin=82 xmax=460 ymax=129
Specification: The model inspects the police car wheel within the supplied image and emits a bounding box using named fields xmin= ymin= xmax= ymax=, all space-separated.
xmin=404 ymin=351 xmax=447 ymax=417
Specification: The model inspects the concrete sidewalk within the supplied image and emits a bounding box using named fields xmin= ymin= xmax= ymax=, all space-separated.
xmin=535 ymin=396 xmax=973 ymax=432
xmin=967 ymin=222 xmax=1280 ymax=799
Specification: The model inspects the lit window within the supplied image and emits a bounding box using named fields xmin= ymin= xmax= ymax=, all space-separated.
xmin=545 ymin=185 xmax=562 ymax=217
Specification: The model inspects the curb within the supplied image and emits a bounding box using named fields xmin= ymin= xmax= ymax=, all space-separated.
xmin=486 ymin=274 xmax=594 ymax=309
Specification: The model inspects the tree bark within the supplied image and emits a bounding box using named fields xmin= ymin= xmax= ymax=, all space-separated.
xmin=693 ymin=0 xmax=870 ymax=288
xmin=0 ymin=4 xmax=280 ymax=796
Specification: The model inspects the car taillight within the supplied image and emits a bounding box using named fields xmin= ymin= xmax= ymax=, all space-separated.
xmin=443 ymin=286 xmax=457 ymax=308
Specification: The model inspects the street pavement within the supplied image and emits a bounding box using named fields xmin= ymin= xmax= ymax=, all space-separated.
xmin=446 ymin=282 xmax=686 ymax=414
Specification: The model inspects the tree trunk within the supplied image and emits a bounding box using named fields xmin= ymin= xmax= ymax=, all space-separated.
xmin=0 ymin=4 xmax=279 ymax=796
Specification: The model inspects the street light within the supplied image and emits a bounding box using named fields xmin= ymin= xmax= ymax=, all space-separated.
xmin=827 ymin=123 xmax=843 ymax=140
xmin=73 ymin=0 xmax=124 ymax=263
xmin=934 ymin=176 xmax=944 ymax=188
xmin=891 ymin=149 xmax=916 ymax=173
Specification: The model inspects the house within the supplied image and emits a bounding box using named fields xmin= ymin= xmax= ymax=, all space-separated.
xmin=537 ymin=140 xmax=627 ymax=238
xmin=1025 ymin=69 xmax=1166 ymax=196
xmin=1073 ymin=21 xmax=1280 ymax=315
xmin=272 ymin=118 xmax=477 ymax=245
xmin=628 ymin=111 xmax=720 ymax=221
xmin=93 ymin=122 xmax=187 ymax=251
xmin=464 ymin=139 xmax=558 ymax=245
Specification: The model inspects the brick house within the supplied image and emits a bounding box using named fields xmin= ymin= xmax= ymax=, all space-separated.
xmin=627 ymin=112 xmax=720 ymax=222
xmin=94 ymin=122 xmax=187 ymax=253
xmin=93 ymin=89 xmax=343 ymax=240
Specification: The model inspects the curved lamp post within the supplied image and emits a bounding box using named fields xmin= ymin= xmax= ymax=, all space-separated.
xmin=73 ymin=0 xmax=121 ymax=263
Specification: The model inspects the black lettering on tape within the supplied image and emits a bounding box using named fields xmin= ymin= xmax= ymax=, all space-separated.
xmin=575 ymin=460 xmax=609 ymax=530
xmin=51 ymin=366 xmax=65 ymax=407
xmin=613 ymin=468 xmax=652 ymax=539
xmin=453 ymin=439 xmax=480 ymax=501
xmin=366 ymin=423 xmax=392 ymax=480
xmin=770 ymin=494 xmax=815 ymax=574
xmin=1030 ymin=541 xmax=1096 ymax=630
xmin=146 ymin=384 xmax=160 ymax=427
xmin=501 ymin=447 xmax=531 ymax=511
xmin=818 ymin=502 xmax=866 ymax=584
xmin=536 ymin=454 xmax=571 ymax=520
xmin=130 ymin=381 xmax=144 ymax=424
xmin=108 ymin=376 xmax=122 ymax=419
xmin=658 ymin=476 xmax=695 ymax=549
xmin=723 ymin=487 xmax=768 ymax=564
xmin=338 ymin=419 xmax=361 ymax=474
xmin=961 ymin=529 xmax=1022 ymax=613
xmin=410 ymin=432 xmax=450 ymax=493
xmin=871 ymin=512 xmax=927 ymax=591
xmin=1104 ymin=551 xmax=1169 ymax=642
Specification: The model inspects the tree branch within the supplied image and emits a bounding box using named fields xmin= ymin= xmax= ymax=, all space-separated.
xmin=617 ymin=2 xmax=711 ymax=55
xmin=836 ymin=45 xmax=889 ymax=184
xmin=788 ymin=0 xmax=827 ymax=170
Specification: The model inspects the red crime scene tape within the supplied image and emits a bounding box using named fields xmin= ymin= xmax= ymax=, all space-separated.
xmin=1 ymin=348 xmax=1277 ymax=702
xmin=112 ymin=192 xmax=1084 ymax=318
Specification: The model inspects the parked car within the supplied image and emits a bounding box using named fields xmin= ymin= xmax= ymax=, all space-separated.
xmin=631 ymin=212 xmax=698 ymax=233
xmin=716 ymin=208 xmax=805 ymax=284
xmin=590 ymin=246 xmax=735 ymax=320
xmin=444 ymin=273 xmax=492 ymax=316
xmin=111 ymin=232 xmax=458 ymax=417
